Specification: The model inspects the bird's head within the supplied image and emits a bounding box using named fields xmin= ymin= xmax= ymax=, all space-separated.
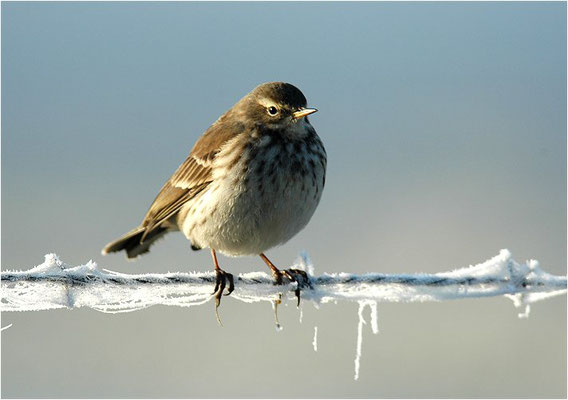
xmin=236 ymin=82 xmax=318 ymax=137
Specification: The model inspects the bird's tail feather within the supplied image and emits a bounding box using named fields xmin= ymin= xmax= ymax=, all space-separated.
xmin=102 ymin=226 xmax=169 ymax=259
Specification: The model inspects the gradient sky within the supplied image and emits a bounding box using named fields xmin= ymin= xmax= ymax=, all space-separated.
xmin=2 ymin=2 xmax=566 ymax=398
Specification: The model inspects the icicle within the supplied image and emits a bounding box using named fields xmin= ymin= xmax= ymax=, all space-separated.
xmin=506 ymin=293 xmax=532 ymax=319
xmin=369 ymin=301 xmax=379 ymax=334
xmin=354 ymin=301 xmax=367 ymax=381
xmin=518 ymin=304 xmax=531 ymax=319
xmin=312 ymin=326 xmax=318 ymax=352
xmin=353 ymin=301 xmax=379 ymax=380
xmin=272 ymin=297 xmax=283 ymax=331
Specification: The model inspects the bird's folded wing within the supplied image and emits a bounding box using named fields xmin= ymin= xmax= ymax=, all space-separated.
xmin=141 ymin=155 xmax=213 ymax=237
xmin=139 ymin=114 xmax=246 ymax=240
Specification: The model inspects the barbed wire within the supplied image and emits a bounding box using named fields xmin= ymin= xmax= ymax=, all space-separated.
xmin=2 ymin=250 xmax=566 ymax=317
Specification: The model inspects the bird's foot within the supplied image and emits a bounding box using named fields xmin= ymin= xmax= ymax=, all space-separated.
xmin=212 ymin=269 xmax=234 ymax=325
xmin=271 ymin=268 xmax=311 ymax=307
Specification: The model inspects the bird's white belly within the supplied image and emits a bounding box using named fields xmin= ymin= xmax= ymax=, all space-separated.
xmin=181 ymin=143 xmax=325 ymax=256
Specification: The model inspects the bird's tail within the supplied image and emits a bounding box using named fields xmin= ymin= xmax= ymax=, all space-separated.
xmin=101 ymin=225 xmax=169 ymax=259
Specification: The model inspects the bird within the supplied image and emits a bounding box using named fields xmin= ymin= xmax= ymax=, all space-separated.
xmin=102 ymin=82 xmax=326 ymax=314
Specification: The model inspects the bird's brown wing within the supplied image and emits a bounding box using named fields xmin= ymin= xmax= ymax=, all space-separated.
xmin=140 ymin=155 xmax=213 ymax=240
xmin=140 ymin=113 xmax=247 ymax=241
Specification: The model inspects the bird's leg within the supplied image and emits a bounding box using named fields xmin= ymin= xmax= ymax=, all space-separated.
xmin=211 ymin=249 xmax=234 ymax=324
xmin=259 ymin=253 xmax=309 ymax=307
xmin=260 ymin=253 xmax=293 ymax=284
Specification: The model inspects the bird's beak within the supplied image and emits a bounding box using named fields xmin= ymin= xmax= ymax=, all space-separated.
xmin=293 ymin=108 xmax=318 ymax=119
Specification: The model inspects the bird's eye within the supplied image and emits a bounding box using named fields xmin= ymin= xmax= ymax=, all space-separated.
xmin=267 ymin=106 xmax=279 ymax=116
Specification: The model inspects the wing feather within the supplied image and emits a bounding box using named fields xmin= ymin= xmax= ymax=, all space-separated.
xmin=139 ymin=112 xmax=248 ymax=241
xmin=141 ymin=156 xmax=212 ymax=237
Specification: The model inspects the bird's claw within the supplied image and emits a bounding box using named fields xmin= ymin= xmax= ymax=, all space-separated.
xmin=212 ymin=269 xmax=234 ymax=325
xmin=271 ymin=268 xmax=311 ymax=307
xmin=212 ymin=269 xmax=235 ymax=297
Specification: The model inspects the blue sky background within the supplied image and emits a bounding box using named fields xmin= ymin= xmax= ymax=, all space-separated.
xmin=2 ymin=2 xmax=566 ymax=397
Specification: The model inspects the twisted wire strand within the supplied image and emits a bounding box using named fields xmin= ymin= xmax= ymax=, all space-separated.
xmin=1 ymin=270 xmax=566 ymax=289
xmin=1 ymin=250 xmax=566 ymax=314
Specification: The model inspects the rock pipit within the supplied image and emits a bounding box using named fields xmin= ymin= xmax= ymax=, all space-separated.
xmin=102 ymin=82 xmax=326 ymax=315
